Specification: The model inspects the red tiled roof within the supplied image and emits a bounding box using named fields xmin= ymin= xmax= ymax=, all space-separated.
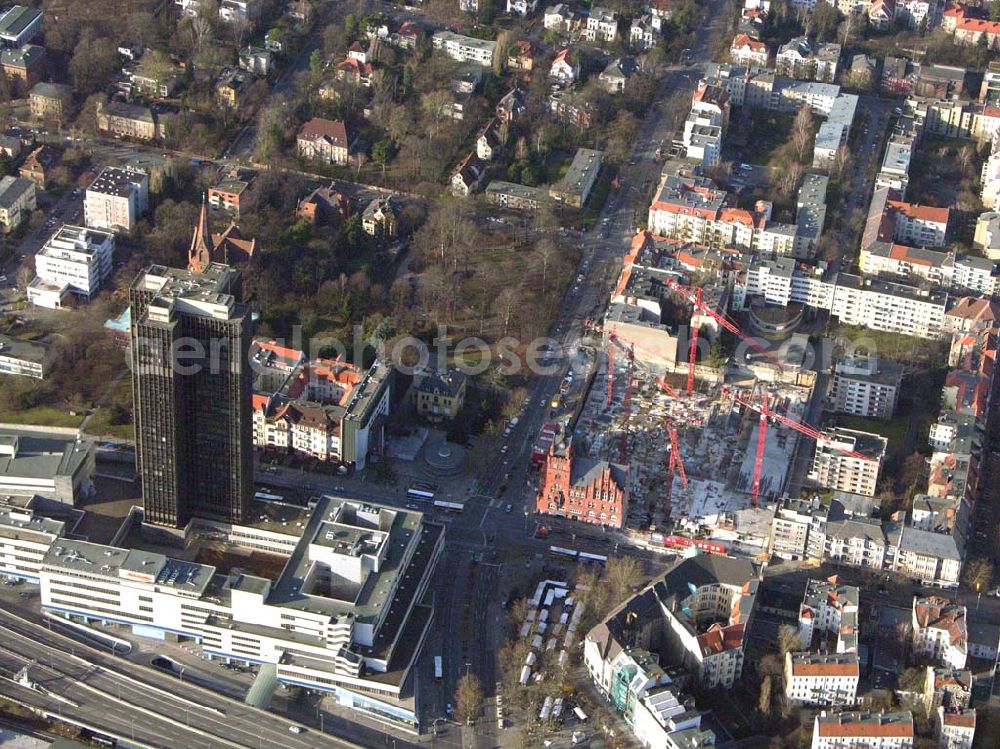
xmin=791 ymin=661 xmax=859 ymax=677
xmin=732 ymin=33 xmax=766 ymax=52
xmin=888 ymin=199 xmax=950 ymax=224
xmin=942 ymin=712 xmax=976 ymax=728
xmin=719 ymin=207 xmax=755 ymax=226
xmin=947 ymin=296 xmax=1000 ymax=321
xmin=817 ymin=717 xmax=913 ymax=738
xmin=888 ymin=243 xmax=936 ymax=267
xmin=957 ymin=16 xmax=1000 ymax=34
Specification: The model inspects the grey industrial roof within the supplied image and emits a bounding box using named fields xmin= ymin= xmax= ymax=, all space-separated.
xmin=0 ymin=175 xmax=32 ymax=210
xmin=898 ymin=526 xmax=962 ymax=561
xmin=0 ymin=6 xmax=40 ymax=38
xmin=0 ymin=333 xmax=48 ymax=364
xmin=0 ymin=429 xmax=93 ymax=484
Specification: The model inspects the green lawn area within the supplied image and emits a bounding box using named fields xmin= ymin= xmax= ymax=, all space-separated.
xmin=0 ymin=406 xmax=84 ymax=429
xmin=835 ymin=413 xmax=909 ymax=461
xmin=84 ymin=407 xmax=133 ymax=440
xmin=827 ymin=325 xmax=948 ymax=367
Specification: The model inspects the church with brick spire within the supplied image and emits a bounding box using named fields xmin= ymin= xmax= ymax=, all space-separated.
xmin=188 ymin=195 xmax=258 ymax=273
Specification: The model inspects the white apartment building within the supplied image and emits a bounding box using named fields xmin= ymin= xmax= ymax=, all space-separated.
xmin=912 ymin=597 xmax=968 ymax=669
xmin=983 ymin=144 xmax=1000 ymax=211
xmin=0 ymin=501 xmax=65 ymax=583
xmin=39 ymin=496 xmax=444 ymax=732
xmin=431 ymin=31 xmax=496 ymax=66
xmin=798 ymin=576 xmax=860 ymax=652
xmin=859 ymin=243 xmax=1000 ymax=297
xmin=879 ymin=136 xmax=914 ymax=193
xmin=84 ymin=167 xmax=149 ymax=233
xmin=737 ymin=257 xmax=949 ymax=338
xmin=29 ymin=225 xmax=115 ymax=307
xmin=505 ymin=0 xmax=538 ymax=14
xmin=808 ymin=428 xmax=887 ymax=497
xmin=811 ymin=712 xmax=914 ymax=749
xmin=730 ymin=34 xmax=769 ymax=68
xmin=889 ymin=200 xmax=950 ymax=247
xmin=824 ymin=518 xmax=888 ymax=569
xmin=937 ymin=708 xmax=976 ymax=749
xmin=785 ymin=652 xmax=860 ymax=707
xmin=583 ymin=6 xmax=618 ymax=42
xmin=829 ymin=275 xmax=948 ymax=339
xmin=893 ymin=527 xmax=963 ymax=588
xmin=770 ymin=497 xmax=831 ymax=562
xmin=829 ymin=355 xmax=904 ymax=420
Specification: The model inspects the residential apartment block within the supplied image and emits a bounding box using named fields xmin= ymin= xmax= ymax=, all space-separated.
xmin=808 ymin=428 xmax=887 ymax=497
xmin=432 ymin=31 xmax=496 ymax=66
xmin=912 ymin=596 xmax=968 ymax=669
xmin=784 ymin=652 xmax=860 ymax=707
xmin=937 ymin=708 xmax=976 ymax=749
xmin=798 ymin=576 xmax=860 ymax=653
xmin=84 ymin=167 xmax=149 ymax=233
xmin=775 ymin=37 xmax=840 ymax=82
xmin=585 ymin=555 xmax=759 ymax=691
xmin=583 ymin=6 xmax=618 ymax=42
xmin=96 ymin=101 xmax=163 ymax=141
xmin=251 ymin=341 xmax=392 ymax=470
xmin=829 ymin=355 xmax=904 ymax=420
xmin=0 ymin=175 xmax=34 ymax=233
xmin=28 ymin=82 xmax=73 ymax=122
xmin=811 ymin=712 xmax=914 ymax=749
xmin=736 ymin=258 xmax=950 ymax=339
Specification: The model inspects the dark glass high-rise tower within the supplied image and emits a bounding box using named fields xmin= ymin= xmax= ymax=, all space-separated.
xmin=129 ymin=263 xmax=253 ymax=528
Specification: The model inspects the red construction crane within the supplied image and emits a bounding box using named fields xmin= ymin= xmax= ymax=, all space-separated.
xmin=663 ymin=418 xmax=688 ymax=522
xmin=665 ymin=279 xmax=784 ymax=394
xmin=607 ymin=343 xmax=614 ymax=407
xmin=726 ymin=387 xmax=877 ymax=507
xmin=687 ymin=287 xmax=702 ymax=394
xmin=619 ymin=362 xmax=633 ymax=464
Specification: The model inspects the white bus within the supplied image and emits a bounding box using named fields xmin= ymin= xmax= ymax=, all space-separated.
xmin=433 ymin=500 xmax=465 ymax=513
xmin=434 ymin=656 xmax=443 ymax=681
xmin=407 ymin=482 xmax=437 ymax=501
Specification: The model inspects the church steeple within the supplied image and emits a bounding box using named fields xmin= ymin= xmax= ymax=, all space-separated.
xmin=188 ymin=193 xmax=215 ymax=273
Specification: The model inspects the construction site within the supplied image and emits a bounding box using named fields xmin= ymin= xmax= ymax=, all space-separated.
xmin=564 ymin=273 xmax=829 ymax=548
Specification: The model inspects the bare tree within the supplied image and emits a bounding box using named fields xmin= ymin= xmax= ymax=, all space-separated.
xmin=494 ymin=287 xmax=518 ymax=337
xmin=188 ymin=15 xmax=214 ymax=54
xmin=605 ymin=555 xmax=642 ymax=606
xmin=454 ymin=673 xmax=483 ymax=726
xmin=758 ymin=674 xmax=773 ymax=716
xmin=534 ymin=240 xmax=558 ymax=295
xmin=791 ymin=105 xmax=815 ymax=163
xmin=778 ymin=624 xmax=801 ymax=655
xmin=964 ymin=556 xmax=993 ymax=592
